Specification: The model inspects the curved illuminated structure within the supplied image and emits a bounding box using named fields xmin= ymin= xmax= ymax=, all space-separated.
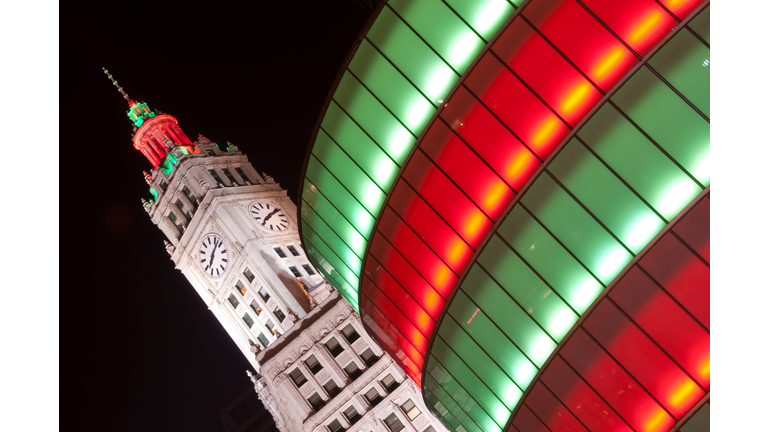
xmin=299 ymin=0 xmax=709 ymax=430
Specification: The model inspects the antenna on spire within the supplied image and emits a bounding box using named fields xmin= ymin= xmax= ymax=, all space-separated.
xmin=102 ymin=67 xmax=134 ymax=106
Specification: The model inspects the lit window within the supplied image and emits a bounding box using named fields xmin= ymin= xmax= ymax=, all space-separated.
xmin=401 ymin=399 xmax=421 ymax=421
xmin=182 ymin=185 xmax=198 ymax=209
xmin=227 ymin=293 xmax=240 ymax=308
xmin=175 ymin=199 xmax=192 ymax=220
xmin=273 ymin=247 xmax=287 ymax=258
xmin=250 ymin=301 xmax=262 ymax=315
xmin=243 ymin=268 xmax=255 ymax=283
xmin=288 ymin=266 xmax=302 ymax=277
xmin=305 ymin=355 xmax=323 ymax=374
xmin=273 ymin=307 xmax=286 ymax=322
xmin=265 ymin=319 xmax=276 ymax=335
xmin=381 ymin=374 xmax=399 ymax=393
xmin=344 ymin=362 xmax=362 ymax=381
xmin=302 ymin=264 xmax=316 ymax=276
xmin=289 ymin=368 xmax=307 ymax=388
xmin=287 ymin=245 xmax=300 ymax=256
xmin=341 ymin=324 xmax=360 ymax=344
xmin=360 ymin=348 xmax=377 ymax=367
xmin=365 ymin=388 xmax=382 ymax=407
xmin=208 ymin=169 xmax=223 ymax=185
xmin=235 ymin=167 xmax=250 ymax=183
xmin=235 ymin=280 xmax=247 ymax=295
xmin=222 ymin=168 xmax=239 ymax=185
xmin=307 ymin=392 xmax=324 ymax=411
xmin=258 ymin=286 xmax=271 ymax=303
xmin=242 ymin=313 xmax=254 ymax=328
xmin=327 ymin=419 xmax=344 ymax=432
xmin=257 ymin=332 xmax=270 ymax=348
xmin=168 ymin=212 xmax=185 ymax=234
xmin=159 ymin=179 xmax=168 ymax=191
xmin=325 ymin=338 xmax=344 ymax=357
xmin=323 ymin=379 xmax=340 ymax=398
xmin=344 ymin=405 xmax=361 ymax=425
xmin=384 ymin=413 xmax=404 ymax=432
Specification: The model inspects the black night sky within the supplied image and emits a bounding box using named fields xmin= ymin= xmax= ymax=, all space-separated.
xmin=63 ymin=2 xmax=368 ymax=430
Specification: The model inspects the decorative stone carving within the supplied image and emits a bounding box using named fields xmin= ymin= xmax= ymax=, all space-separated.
xmin=196 ymin=134 xmax=211 ymax=144
xmin=141 ymin=198 xmax=152 ymax=214
xmin=250 ymin=338 xmax=262 ymax=354
xmin=226 ymin=141 xmax=239 ymax=152
xmin=199 ymin=179 xmax=210 ymax=192
xmin=143 ymin=171 xmax=152 ymax=184
xmin=285 ymin=307 xmax=300 ymax=323
xmin=247 ymin=369 xmax=261 ymax=386
xmin=163 ymin=240 xmax=175 ymax=256
xmin=262 ymin=172 xmax=275 ymax=184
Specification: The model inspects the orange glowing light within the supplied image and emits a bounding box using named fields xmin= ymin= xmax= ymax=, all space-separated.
xmin=667 ymin=0 xmax=687 ymax=6
xmin=700 ymin=357 xmax=710 ymax=377
xmin=644 ymin=409 xmax=667 ymax=432
xmin=416 ymin=310 xmax=432 ymax=334
xmin=435 ymin=266 xmax=452 ymax=288
xmin=464 ymin=211 xmax=485 ymax=237
xmin=630 ymin=12 xmax=662 ymax=43
xmin=670 ymin=380 xmax=698 ymax=407
xmin=594 ymin=48 xmax=625 ymax=79
xmin=483 ymin=182 xmax=507 ymax=209
xmin=424 ymin=288 xmax=441 ymax=308
xmin=448 ymin=239 xmax=466 ymax=263
xmin=532 ymin=118 xmax=558 ymax=146
xmin=507 ymin=151 xmax=531 ymax=178
xmin=561 ymin=82 xmax=591 ymax=114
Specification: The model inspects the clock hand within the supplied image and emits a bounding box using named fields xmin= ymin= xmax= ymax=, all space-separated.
xmin=262 ymin=208 xmax=281 ymax=226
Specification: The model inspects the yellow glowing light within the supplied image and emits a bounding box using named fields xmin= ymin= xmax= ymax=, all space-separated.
xmin=464 ymin=211 xmax=486 ymax=237
xmin=700 ymin=357 xmax=710 ymax=377
xmin=670 ymin=380 xmax=697 ymax=407
xmin=434 ymin=266 xmax=452 ymax=288
xmin=532 ymin=117 xmax=558 ymax=146
xmin=645 ymin=409 xmax=667 ymax=432
xmin=416 ymin=310 xmax=431 ymax=332
xmin=667 ymin=0 xmax=687 ymax=7
xmin=507 ymin=151 xmax=531 ymax=178
xmin=448 ymin=239 xmax=466 ymax=263
xmin=483 ymin=182 xmax=507 ymax=209
xmin=561 ymin=82 xmax=591 ymax=114
xmin=594 ymin=48 xmax=625 ymax=79
xmin=630 ymin=12 xmax=662 ymax=43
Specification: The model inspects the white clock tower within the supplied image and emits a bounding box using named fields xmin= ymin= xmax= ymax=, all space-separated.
xmin=104 ymin=69 xmax=331 ymax=372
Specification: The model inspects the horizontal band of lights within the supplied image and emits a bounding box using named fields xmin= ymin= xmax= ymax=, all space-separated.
xmin=300 ymin=0 xmax=523 ymax=313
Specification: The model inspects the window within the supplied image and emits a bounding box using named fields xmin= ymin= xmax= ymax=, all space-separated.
xmin=360 ymin=348 xmax=378 ymax=367
xmin=242 ymin=313 xmax=254 ymax=328
xmin=208 ymin=169 xmax=223 ymax=185
xmin=236 ymin=280 xmax=247 ymax=295
xmin=168 ymin=212 xmax=185 ymax=234
xmin=307 ymin=392 xmax=325 ymax=411
xmin=257 ymin=332 xmax=269 ymax=348
xmin=381 ymin=374 xmax=399 ymax=393
xmin=325 ymin=337 xmax=344 ymax=357
xmin=288 ymin=266 xmax=302 ymax=277
xmin=302 ymin=264 xmax=316 ymax=276
xmin=341 ymin=324 xmax=360 ymax=344
xmin=286 ymin=245 xmax=300 ymax=256
xmin=344 ymin=405 xmax=361 ymax=425
xmin=222 ymin=168 xmax=239 ymax=185
xmin=289 ymin=368 xmax=307 ymax=388
xmin=423 ymin=426 xmax=436 ymax=432
xmin=401 ymin=399 xmax=421 ymax=421
xmin=265 ymin=319 xmax=276 ymax=335
xmin=206 ymin=150 xmax=215 ymax=156
xmin=175 ymin=199 xmax=192 ymax=220
xmin=365 ymin=388 xmax=382 ymax=407
xmin=384 ymin=413 xmax=404 ymax=432
xmin=327 ymin=419 xmax=345 ymax=432
xmin=258 ymin=286 xmax=271 ymax=303
xmin=235 ymin=167 xmax=250 ymax=183
xmin=344 ymin=362 xmax=362 ymax=381
xmin=273 ymin=307 xmax=286 ymax=322
xmin=305 ymin=355 xmax=323 ymax=374
xmin=243 ymin=268 xmax=255 ymax=283
xmin=159 ymin=179 xmax=168 ymax=191
xmin=182 ymin=186 xmax=198 ymax=209
xmin=250 ymin=301 xmax=262 ymax=315
xmin=323 ymin=379 xmax=340 ymax=398
xmin=273 ymin=247 xmax=287 ymax=258
xmin=227 ymin=293 xmax=240 ymax=308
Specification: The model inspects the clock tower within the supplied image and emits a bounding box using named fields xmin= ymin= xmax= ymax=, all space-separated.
xmin=104 ymin=69 xmax=332 ymax=371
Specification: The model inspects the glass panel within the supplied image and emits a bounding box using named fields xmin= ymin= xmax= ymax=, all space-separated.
xmin=444 ymin=0 xmax=517 ymax=40
xmin=671 ymin=196 xmax=709 ymax=263
xmin=649 ymin=29 xmax=710 ymax=118
xmin=548 ymin=139 xmax=665 ymax=253
xmin=525 ymin=382 xmax=589 ymax=432
xmin=577 ymin=103 xmax=702 ymax=221
xmin=333 ymin=71 xmax=416 ymax=165
xmin=462 ymin=265 xmax=556 ymax=367
xmin=610 ymin=267 xmax=710 ymax=389
xmin=611 ymin=67 xmax=710 ymax=186
xmin=521 ymin=174 xmax=633 ymax=284
xmin=478 ymin=236 xmax=578 ymax=341
xmin=367 ymin=7 xmax=460 ymax=105
xmin=439 ymin=317 xmax=522 ymax=410
xmin=388 ymin=0 xmax=485 ymax=73
xmin=492 ymin=19 xmax=602 ymax=127
xmin=300 ymin=221 xmax=359 ymax=288
xmin=424 ymin=377 xmax=484 ymax=432
xmin=656 ymin=0 xmax=707 ymax=21
xmin=302 ymin=181 xmax=368 ymax=252
xmin=584 ymin=300 xmax=705 ymax=418
xmin=560 ymin=329 xmax=675 ymax=432
xmin=639 ymin=232 xmax=710 ymax=329
xmin=300 ymin=209 xmax=362 ymax=274
xmin=303 ymin=237 xmax=358 ymax=307
xmin=360 ymin=296 xmax=424 ymax=373
xmin=512 ymin=404 xmax=549 ymax=432
xmin=523 ymin=0 xmax=639 ymax=92
xmin=687 ymin=6 xmax=709 ymax=45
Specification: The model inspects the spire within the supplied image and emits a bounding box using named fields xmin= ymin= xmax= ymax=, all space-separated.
xmin=102 ymin=67 xmax=134 ymax=106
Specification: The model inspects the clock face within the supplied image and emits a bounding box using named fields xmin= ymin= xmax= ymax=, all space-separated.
xmin=198 ymin=234 xmax=229 ymax=277
xmin=249 ymin=202 xmax=289 ymax=232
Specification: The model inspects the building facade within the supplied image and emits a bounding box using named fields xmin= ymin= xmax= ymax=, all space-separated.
xmin=221 ymin=386 xmax=280 ymax=432
xmin=298 ymin=1 xmax=709 ymax=432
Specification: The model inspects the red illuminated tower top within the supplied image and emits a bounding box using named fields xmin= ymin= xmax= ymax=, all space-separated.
xmin=103 ymin=68 xmax=198 ymax=173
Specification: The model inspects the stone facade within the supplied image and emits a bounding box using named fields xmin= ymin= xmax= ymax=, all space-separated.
xmin=249 ymin=290 xmax=448 ymax=432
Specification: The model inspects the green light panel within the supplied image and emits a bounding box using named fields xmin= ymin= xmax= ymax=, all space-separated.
xmin=300 ymin=1 xmax=518 ymax=305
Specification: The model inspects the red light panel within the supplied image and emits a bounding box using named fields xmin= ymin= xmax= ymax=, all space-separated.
xmin=526 ymin=382 xmax=589 ymax=432
xmin=671 ymin=196 xmax=710 ymax=264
